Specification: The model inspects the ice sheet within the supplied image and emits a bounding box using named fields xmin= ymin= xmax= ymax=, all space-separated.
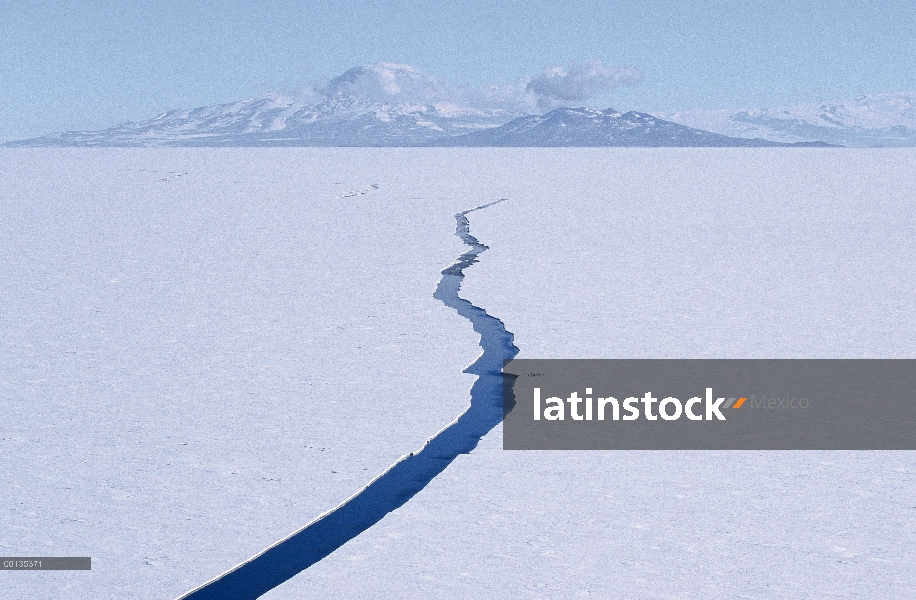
xmin=4 ymin=149 xmax=915 ymax=599
xmin=0 ymin=149 xmax=484 ymax=599
xmin=265 ymin=149 xmax=916 ymax=599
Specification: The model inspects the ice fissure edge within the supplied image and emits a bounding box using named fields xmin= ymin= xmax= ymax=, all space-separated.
xmin=177 ymin=200 xmax=518 ymax=599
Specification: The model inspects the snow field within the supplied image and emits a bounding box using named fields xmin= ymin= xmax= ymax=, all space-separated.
xmin=0 ymin=149 xmax=483 ymax=599
xmin=3 ymin=148 xmax=915 ymax=598
xmin=265 ymin=149 xmax=916 ymax=599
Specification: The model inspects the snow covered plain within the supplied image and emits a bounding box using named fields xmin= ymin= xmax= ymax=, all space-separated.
xmin=260 ymin=150 xmax=916 ymax=599
xmin=0 ymin=149 xmax=486 ymax=598
xmin=3 ymin=149 xmax=916 ymax=599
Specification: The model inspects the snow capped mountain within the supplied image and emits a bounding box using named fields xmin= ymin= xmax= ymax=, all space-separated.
xmin=661 ymin=94 xmax=916 ymax=147
xmin=5 ymin=63 xmax=524 ymax=147
xmin=435 ymin=107 xmax=830 ymax=147
xmin=9 ymin=62 xmax=890 ymax=147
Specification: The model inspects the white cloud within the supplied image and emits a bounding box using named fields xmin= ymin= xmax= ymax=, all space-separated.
xmin=290 ymin=61 xmax=641 ymax=114
xmin=526 ymin=61 xmax=642 ymax=108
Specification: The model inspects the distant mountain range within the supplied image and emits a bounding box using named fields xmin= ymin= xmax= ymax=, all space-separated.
xmin=4 ymin=64 xmax=525 ymax=148
xmin=4 ymin=63 xmax=914 ymax=147
xmin=435 ymin=107 xmax=826 ymax=147
xmin=4 ymin=95 xmax=518 ymax=147
xmin=1 ymin=101 xmax=826 ymax=148
xmin=661 ymin=94 xmax=916 ymax=147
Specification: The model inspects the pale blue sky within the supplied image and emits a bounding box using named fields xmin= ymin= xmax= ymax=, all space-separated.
xmin=2 ymin=1 xmax=915 ymax=139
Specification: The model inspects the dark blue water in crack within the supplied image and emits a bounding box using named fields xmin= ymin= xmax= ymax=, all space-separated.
xmin=179 ymin=200 xmax=518 ymax=599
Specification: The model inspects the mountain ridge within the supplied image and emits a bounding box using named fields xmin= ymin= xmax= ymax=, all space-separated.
xmin=12 ymin=62 xmax=907 ymax=147
xmin=4 ymin=94 xmax=521 ymax=147
xmin=662 ymin=93 xmax=916 ymax=147
xmin=4 ymin=102 xmax=835 ymax=148
xmin=432 ymin=107 xmax=832 ymax=147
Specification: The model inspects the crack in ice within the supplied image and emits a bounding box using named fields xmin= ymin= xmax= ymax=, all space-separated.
xmin=178 ymin=200 xmax=518 ymax=599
